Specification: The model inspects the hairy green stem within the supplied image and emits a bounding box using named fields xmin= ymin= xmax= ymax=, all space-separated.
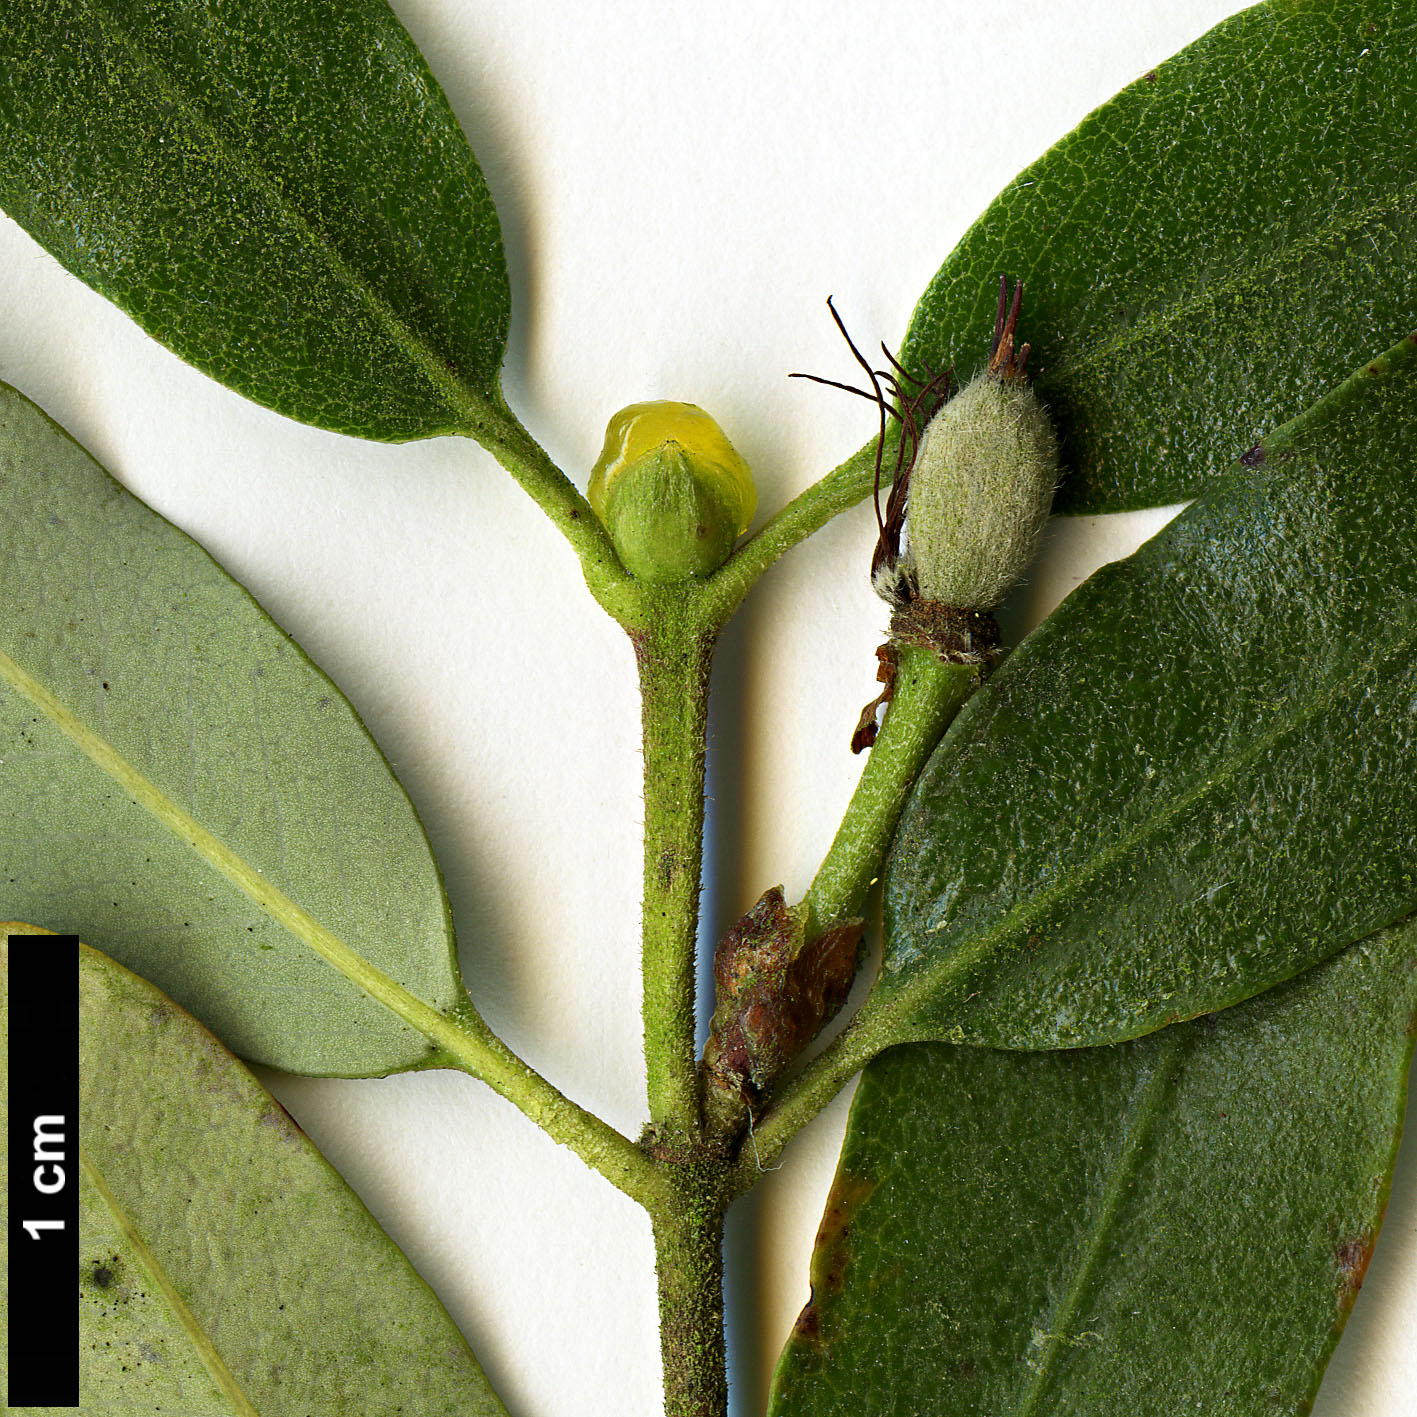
xmin=630 ymin=592 xmax=731 ymax=1413
xmin=635 ymin=605 xmax=715 ymax=1141
xmin=699 ymin=437 xmax=880 ymax=625
xmin=726 ymin=1020 xmax=881 ymax=1193
xmin=443 ymin=1005 xmax=661 ymax=1209
xmin=466 ymin=397 xmax=638 ymax=622
xmin=651 ymin=1159 xmax=731 ymax=1417
xmin=801 ymin=647 xmax=978 ymax=938
xmin=0 ymin=645 xmax=657 ymax=1207
xmin=721 ymin=645 xmax=979 ymax=1176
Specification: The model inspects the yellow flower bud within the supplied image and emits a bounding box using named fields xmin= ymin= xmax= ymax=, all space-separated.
xmin=588 ymin=401 xmax=756 ymax=583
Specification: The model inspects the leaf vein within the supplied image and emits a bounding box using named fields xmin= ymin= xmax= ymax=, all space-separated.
xmin=80 ymin=1146 xmax=262 ymax=1417
xmin=1013 ymin=1029 xmax=1189 ymax=1417
xmin=1051 ymin=184 xmax=1412 ymax=387
xmin=81 ymin=0 xmax=492 ymax=431
xmin=905 ymin=615 xmax=1417 ymax=1023
xmin=0 ymin=641 xmax=456 ymax=1053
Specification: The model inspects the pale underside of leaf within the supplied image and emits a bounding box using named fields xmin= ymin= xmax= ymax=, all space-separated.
xmin=0 ymin=378 xmax=465 ymax=1074
xmin=1 ymin=644 xmax=461 ymax=1064
xmin=78 ymin=1150 xmax=259 ymax=1417
xmin=3 ymin=934 xmax=511 ymax=1417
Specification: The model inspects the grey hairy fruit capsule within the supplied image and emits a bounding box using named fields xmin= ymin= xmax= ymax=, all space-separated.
xmin=904 ymin=368 xmax=1058 ymax=610
xmin=793 ymin=281 xmax=1059 ymax=751
xmin=898 ymin=278 xmax=1058 ymax=611
xmin=796 ymin=281 xmax=1058 ymax=617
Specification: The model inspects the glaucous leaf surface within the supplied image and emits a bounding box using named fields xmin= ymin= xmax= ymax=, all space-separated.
xmin=0 ymin=0 xmax=509 ymax=441
xmin=902 ymin=0 xmax=1417 ymax=514
xmin=868 ymin=333 xmax=1417 ymax=1051
xmin=2 ymin=930 xmax=508 ymax=1416
xmin=0 ymin=380 xmax=464 ymax=1074
xmin=771 ymin=918 xmax=1417 ymax=1417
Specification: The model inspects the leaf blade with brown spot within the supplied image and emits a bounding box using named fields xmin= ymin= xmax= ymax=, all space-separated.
xmin=901 ymin=0 xmax=1417 ymax=514
xmin=868 ymin=332 xmax=1417 ymax=1051
xmin=2 ymin=930 xmax=510 ymax=1416
xmin=770 ymin=917 xmax=1417 ymax=1416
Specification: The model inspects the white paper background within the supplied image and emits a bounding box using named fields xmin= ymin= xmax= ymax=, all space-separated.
xmin=2 ymin=3 xmax=1414 ymax=1414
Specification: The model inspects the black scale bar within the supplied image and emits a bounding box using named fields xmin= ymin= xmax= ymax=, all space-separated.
xmin=7 ymin=933 xmax=80 ymax=1407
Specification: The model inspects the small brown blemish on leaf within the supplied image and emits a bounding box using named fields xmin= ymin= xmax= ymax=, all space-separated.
xmin=1144 ymin=69 xmax=1158 ymax=82
xmin=1367 ymin=363 xmax=1382 ymax=377
xmin=85 ymin=1252 xmax=126 ymax=1302
xmin=1239 ymin=443 xmax=1266 ymax=467
xmin=1337 ymin=1234 xmax=1375 ymax=1302
xmin=259 ymin=1101 xmax=303 ymax=1142
xmin=790 ymin=1173 xmax=877 ymax=1349
xmin=811 ymin=1173 xmax=876 ymax=1297
xmin=792 ymin=1295 xmax=821 ymax=1343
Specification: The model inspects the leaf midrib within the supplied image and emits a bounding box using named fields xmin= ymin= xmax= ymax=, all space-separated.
xmin=80 ymin=1146 xmax=260 ymax=1416
xmin=887 ymin=609 xmax=1417 ymax=1033
xmin=1012 ymin=1029 xmax=1189 ymax=1417
xmin=1047 ymin=185 xmax=1413 ymax=392
xmin=80 ymin=0 xmax=493 ymax=430
xmin=0 ymin=641 xmax=459 ymax=1057
xmin=906 ymin=0 xmax=1415 ymax=401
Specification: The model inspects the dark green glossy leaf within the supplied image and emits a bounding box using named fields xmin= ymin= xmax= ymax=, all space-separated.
xmin=770 ymin=918 xmax=1417 ymax=1417
xmin=0 ymin=0 xmax=508 ymax=441
xmin=2 ymin=930 xmax=509 ymax=1415
xmin=0 ymin=378 xmax=465 ymax=1075
xmin=871 ymin=333 xmax=1417 ymax=1050
xmin=902 ymin=0 xmax=1417 ymax=514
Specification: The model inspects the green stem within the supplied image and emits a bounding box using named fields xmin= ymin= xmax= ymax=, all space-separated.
xmin=466 ymin=397 xmax=638 ymax=623
xmin=721 ymin=645 xmax=979 ymax=1176
xmin=652 ymin=1161 xmax=731 ymax=1417
xmin=726 ymin=1019 xmax=881 ymax=1193
xmin=801 ymin=646 xmax=978 ymax=939
xmin=443 ymin=1003 xmax=661 ymax=1209
xmin=630 ymin=593 xmax=731 ymax=1412
xmin=699 ymin=437 xmax=881 ymax=626
xmin=635 ymin=603 xmax=715 ymax=1141
xmin=0 ymin=646 xmax=657 ymax=1207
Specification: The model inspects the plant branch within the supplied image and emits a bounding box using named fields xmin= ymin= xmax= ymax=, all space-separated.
xmin=725 ymin=1019 xmax=881 ymax=1193
xmin=0 ymin=644 xmax=657 ymax=1206
xmin=443 ymin=1003 xmax=662 ymax=1208
xmin=710 ymin=646 xmax=979 ymax=1169
xmin=800 ymin=647 xmax=978 ymax=939
xmin=635 ymin=604 xmax=715 ymax=1141
xmin=463 ymin=394 xmax=639 ymax=623
xmin=698 ymin=435 xmax=881 ymax=626
xmin=651 ymin=1159 xmax=731 ymax=1417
